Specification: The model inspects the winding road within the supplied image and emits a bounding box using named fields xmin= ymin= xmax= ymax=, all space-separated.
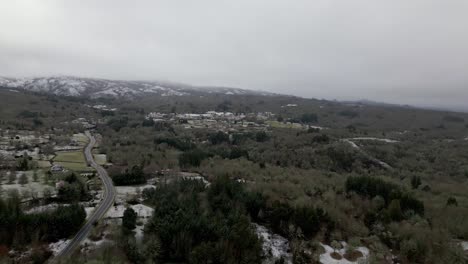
xmin=55 ymin=131 xmax=115 ymax=259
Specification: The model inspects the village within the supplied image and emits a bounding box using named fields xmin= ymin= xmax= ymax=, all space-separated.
xmin=146 ymin=110 xmax=324 ymax=132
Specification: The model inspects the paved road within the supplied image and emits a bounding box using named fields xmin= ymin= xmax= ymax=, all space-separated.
xmin=55 ymin=131 xmax=115 ymax=260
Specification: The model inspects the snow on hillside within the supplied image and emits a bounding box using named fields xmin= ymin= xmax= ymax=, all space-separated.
xmin=0 ymin=76 xmax=274 ymax=99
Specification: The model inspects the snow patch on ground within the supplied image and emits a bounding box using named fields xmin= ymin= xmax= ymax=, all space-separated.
xmin=49 ymin=239 xmax=71 ymax=256
xmin=348 ymin=137 xmax=399 ymax=143
xmin=85 ymin=207 xmax=95 ymax=220
xmin=254 ymin=224 xmax=292 ymax=264
xmin=81 ymin=237 xmax=113 ymax=254
xmin=460 ymin=241 xmax=468 ymax=251
xmin=25 ymin=203 xmax=63 ymax=214
xmin=343 ymin=139 xmax=359 ymax=149
xmin=309 ymin=125 xmax=327 ymax=130
xmin=115 ymin=185 xmax=156 ymax=203
xmin=319 ymin=242 xmax=369 ymax=264
xmin=106 ymin=203 xmax=154 ymax=219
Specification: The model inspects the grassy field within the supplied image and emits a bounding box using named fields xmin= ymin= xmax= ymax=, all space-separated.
xmin=53 ymin=151 xmax=94 ymax=172
xmin=54 ymin=161 xmax=94 ymax=172
xmin=37 ymin=160 xmax=52 ymax=168
xmin=72 ymin=133 xmax=89 ymax=146
xmin=93 ymin=154 xmax=107 ymax=165
xmin=266 ymin=120 xmax=303 ymax=129
xmin=54 ymin=151 xmax=86 ymax=163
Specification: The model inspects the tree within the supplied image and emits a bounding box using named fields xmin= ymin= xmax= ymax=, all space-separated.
xmin=0 ymin=170 xmax=4 ymax=185
xmin=41 ymin=144 xmax=55 ymax=156
xmin=8 ymin=172 xmax=16 ymax=184
xmin=19 ymin=173 xmax=28 ymax=186
xmin=122 ymin=207 xmax=137 ymax=231
xmin=411 ymin=176 xmax=421 ymax=189
xmin=255 ymin=131 xmax=269 ymax=142
xmin=447 ymin=197 xmax=458 ymax=207
xmin=44 ymin=171 xmax=52 ymax=184
xmin=16 ymin=154 xmax=30 ymax=171
xmin=43 ymin=187 xmax=52 ymax=201
xmin=33 ymin=169 xmax=39 ymax=182
xmin=300 ymin=113 xmax=318 ymax=123
xmin=144 ymin=235 xmax=162 ymax=263
xmin=388 ymin=199 xmax=403 ymax=221
xmin=178 ymin=149 xmax=208 ymax=168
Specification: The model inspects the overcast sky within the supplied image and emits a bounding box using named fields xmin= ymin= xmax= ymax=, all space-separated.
xmin=1 ymin=1 xmax=468 ymax=109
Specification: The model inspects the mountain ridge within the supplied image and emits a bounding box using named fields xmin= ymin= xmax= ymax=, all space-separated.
xmin=0 ymin=76 xmax=278 ymax=99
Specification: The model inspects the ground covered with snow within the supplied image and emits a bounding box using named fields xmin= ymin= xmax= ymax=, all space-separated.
xmin=254 ymin=224 xmax=292 ymax=264
xmin=460 ymin=241 xmax=468 ymax=251
xmin=319 ymin=242 xmax=369 ymax=264
xmin=105 ymin=203 xmax=154 ymax=219
xmin=348 ymin=137 xmax=399 ymax=143
xmin=49 ymin=239 xmax=71 ymax=256
xmin=0 ymin=170 xmax=55 ymax=200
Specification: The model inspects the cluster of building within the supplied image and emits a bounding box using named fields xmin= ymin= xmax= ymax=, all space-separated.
xmin=146 ymin=111 xmax=276 ymax=131
xmin=85 ymin=104 xmax=117 ymax=111
xmin=71 ymin=118 xmax=97 ymax=129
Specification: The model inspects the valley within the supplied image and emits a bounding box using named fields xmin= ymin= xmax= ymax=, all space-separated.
xmin=0 ymin=81 xmax=467 ymax=263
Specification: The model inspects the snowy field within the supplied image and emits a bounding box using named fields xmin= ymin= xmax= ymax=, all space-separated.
xmin=105 ymin=203 xmax=154 ymax=219
xmin=319 ymin=242 xmax=369 ymax=264
xmin=1 ymin=171 xmax=54 ymax=199
xmin=115 ymin=185 xmax=156 ymax=203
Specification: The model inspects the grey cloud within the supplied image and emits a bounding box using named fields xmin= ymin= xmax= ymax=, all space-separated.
xmin=1 ymin=0 xmax=468 ymax=109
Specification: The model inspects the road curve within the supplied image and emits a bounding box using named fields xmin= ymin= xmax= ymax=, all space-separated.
xmin=55 ymin=131 xmax=115 ymax=259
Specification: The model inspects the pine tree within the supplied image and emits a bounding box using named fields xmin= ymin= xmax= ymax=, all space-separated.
xmin=122 ymin=207 xmax=137 ymax=230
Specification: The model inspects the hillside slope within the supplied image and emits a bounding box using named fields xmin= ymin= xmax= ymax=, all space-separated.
xmin=0 ymin=76 xmax=275 ymax=98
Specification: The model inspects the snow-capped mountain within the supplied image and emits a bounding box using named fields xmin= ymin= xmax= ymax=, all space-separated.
xmin=0 ymin=76 xmax=275 ymax=98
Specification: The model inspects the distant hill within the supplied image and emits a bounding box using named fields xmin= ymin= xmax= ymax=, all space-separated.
xmin=0 ymin=76 xmax=276 ymax=99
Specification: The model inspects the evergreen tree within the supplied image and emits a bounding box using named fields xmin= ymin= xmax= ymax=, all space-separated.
xmin=122 ymin=207 xmax=137 ymax=230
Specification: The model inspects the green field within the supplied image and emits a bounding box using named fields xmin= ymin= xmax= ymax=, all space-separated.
xmin=54 ymin=161 xmax=94 ymax=172
xmin=54 ymin=151 xmax=86 ymax=163
xmin=93 ymin=154 xmax=107 ymax=165
xmin=72 ymin=133 xmax=89 ymax=146
xmin=266 ymin=120 xmax=303 ymax=129
xmin=37 ymin=160 xmax=52 ymax=168
xmin=53 ymin=151 xmax=93 ymax=172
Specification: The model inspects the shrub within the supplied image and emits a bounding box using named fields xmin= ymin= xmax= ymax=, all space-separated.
xmin=179 ymin=149 xmax=209 ymax=168
xmin=111 ymin=165 xmax=146 ymax=186
xmin=346 ymin=176 xmax=424 ymax=218
xmin=300 ymin=113 xmax=318 ymax=123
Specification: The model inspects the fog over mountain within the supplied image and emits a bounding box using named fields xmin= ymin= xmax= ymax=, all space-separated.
xmin=1 ymin=1 xmax=468 ymax=110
